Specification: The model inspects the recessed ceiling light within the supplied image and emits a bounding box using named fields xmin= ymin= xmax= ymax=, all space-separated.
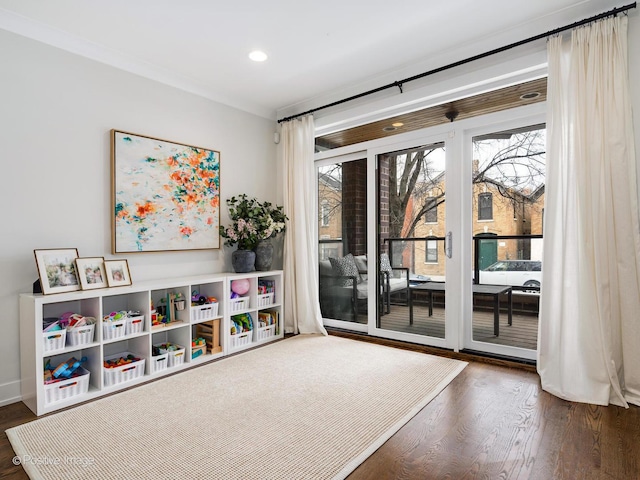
xmin=382 ymin=126 xmax=396 ymax=132
xmin=392 ymin=122 xmax=404 ymax=127
xmin=520 ymin=92 xmax=540 ymax=100
xmin=249 ymin=50 xmax=268 ymax=62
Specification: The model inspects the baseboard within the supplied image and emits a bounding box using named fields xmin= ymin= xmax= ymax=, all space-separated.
xmin=0 ymin=379 xmax=21 ymax=407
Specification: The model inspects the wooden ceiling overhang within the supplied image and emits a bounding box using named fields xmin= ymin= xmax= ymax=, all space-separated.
xmin=316 ymin=77 xmax=547 ymax=150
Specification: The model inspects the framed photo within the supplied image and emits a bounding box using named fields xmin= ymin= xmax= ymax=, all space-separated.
xmin=34 ymin=248 xmax=80 ymax=295
xmin=111 ymin=130 xmax=221 ymax=253
xmin=75 ymin=257 xmax=107 ymax=290
xmin=104 ymin=259 xmax=132 ymax=287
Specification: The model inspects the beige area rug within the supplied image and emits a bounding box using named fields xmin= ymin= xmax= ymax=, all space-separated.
xmin=7 ymin=335 xmax=466 ymax=480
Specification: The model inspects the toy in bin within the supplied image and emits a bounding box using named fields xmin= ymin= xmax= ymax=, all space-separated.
xmin=230 ymin=313 xmax=253 ymax=334
xmin=103 ymin=354 xmax=141 ymax=368
xmin=191 ymin=290 xmax=218 ymax=306
xmin=44 ymin=356 xmax=87 ymax=384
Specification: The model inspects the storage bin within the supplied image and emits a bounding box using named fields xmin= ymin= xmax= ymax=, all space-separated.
xmin=190 ymin=302 xmax=219 ymax=321
xmin=257 ymin=293 xmax=274 ymax=308
xmin=44 ymin=367 xmax=90 ymax=405
xmin=102 ymin=318 xmax=127 ymax=341
xmin=66 ymin=324 xmax=95 ymax=347
xmin=166 ymin=347 xmax=185 ymax=367
xmin=149 ymin=353 xmax=168 ymax=373
xmin=256 ymin=324 xmax=276 ymax=342
xmin=229 ymin=297 xmax=249 ymax=312
xmin=155 ymin=343 xmax=186 ymax=368
xmin=125 ymin=315 xmax=144 ymax=335
xmin=230 ymin=330 xmax=252 ymax=349
xmin=103 ymin=352 xmax=145 ymax=387
xmin=43 ymin=329 xmax=67 ymax=353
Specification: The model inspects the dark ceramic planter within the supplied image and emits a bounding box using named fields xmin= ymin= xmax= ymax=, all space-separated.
xmin=254 ymin=240 xmax=274 ymax=271
xmin=232 ymin=249 xmax=256 ymax=273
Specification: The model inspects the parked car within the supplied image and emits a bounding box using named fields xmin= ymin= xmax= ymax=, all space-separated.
xmin=479 ymin=260 xmax=541 ymax=289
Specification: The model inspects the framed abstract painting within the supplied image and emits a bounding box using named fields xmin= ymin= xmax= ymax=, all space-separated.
xmin=111 ymin=130 xmax=221 ymax=253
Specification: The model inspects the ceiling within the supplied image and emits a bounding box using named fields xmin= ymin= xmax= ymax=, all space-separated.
xmin=316 ymin=77 xmax=547 ymax=149
xmin=0 ymin=1 xmax=624 ymax=119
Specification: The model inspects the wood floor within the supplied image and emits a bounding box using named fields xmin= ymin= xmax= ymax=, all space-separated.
xmin=2 ymin=333 xmax=639 ymax=480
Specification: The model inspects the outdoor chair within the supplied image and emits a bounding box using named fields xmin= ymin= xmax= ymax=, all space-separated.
xmin=318 ymin=253 xmax=409 ymax=320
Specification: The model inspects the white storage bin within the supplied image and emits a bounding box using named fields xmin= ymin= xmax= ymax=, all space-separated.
xmin=43 ymin=329 xmax=67 ymax=353
xmin=66 ymin=324 xmax=95 ymax=347
xmin=102 ymin=318 xmax=127 ymax=341
xmin=230 ymin=330 xmax=252 ymax=348
xmin=229 ymin=297 xmax=249 ymax=312
xmin=149 ymin=353 xmax=169 ymax=373
xmin=190 ymin=303 xmax=219 ymax=321
xmin=167 ymin=347 xmax=185 ymax=367
xmin=256 ymin=325 xmax=276 ymax=342
xmin=44 ymin=367 xmax=90 ymax=405
xmin=257 ymin=293 xmax=275 ymax=308
xmin=125 ymin=315 xmax=144 ymax=335
xmin=103 ymin=352 xmax=145 ymax=387
xmin=155 ymin=343 xmax=186 ymax=368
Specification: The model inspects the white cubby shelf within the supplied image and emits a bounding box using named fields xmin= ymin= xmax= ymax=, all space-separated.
xmin=20 ymin=270 xmax=283 ymax=416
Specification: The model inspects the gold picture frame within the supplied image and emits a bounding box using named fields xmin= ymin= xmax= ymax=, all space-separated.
xmin=104 ymin=259 xmax=132 ymax=287
xmin=75 ymin=257 xmax=108 ymax=290
xmin=111 ymin=130 xmax=221 ymax=253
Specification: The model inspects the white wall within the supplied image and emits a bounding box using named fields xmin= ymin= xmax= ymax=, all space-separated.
xmin=0 ymin=29 xmax=277 ymax=405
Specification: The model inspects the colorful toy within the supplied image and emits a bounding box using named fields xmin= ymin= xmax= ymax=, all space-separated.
xmin=52 ymin=356 xmax=87 ymax=378
xmin=103 ymin=354 xmax=141 ymax=368
xmin=231 ymin=313 xmax=253 ymax=332
xmin=231 ymin=279 xmax=250 ymax=296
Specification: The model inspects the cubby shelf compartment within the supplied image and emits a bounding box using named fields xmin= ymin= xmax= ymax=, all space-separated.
xmin=20 ymin=271 xmax=282 ymax=416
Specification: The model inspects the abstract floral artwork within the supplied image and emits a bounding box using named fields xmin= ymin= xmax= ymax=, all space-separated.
xmin=112 ymin=130 xmax=220 ymax=253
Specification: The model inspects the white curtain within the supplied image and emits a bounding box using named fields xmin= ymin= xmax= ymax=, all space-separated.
xmin=279 ymin=115 xmax=327 ymax=335
xmin=538 ymin=16 xmax=640 ymax=407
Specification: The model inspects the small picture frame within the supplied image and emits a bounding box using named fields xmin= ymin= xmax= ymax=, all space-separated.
xmin=34 ymin=248 xmax=81 ymax=295
xmin=75 ymin=257 xmax=108 ymax=290
xmin=104 ymin=259 xmax=132 ymax=287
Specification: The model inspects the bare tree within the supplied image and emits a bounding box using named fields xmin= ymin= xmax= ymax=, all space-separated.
xmin=317 ymin=164 xmax=343 ymax=226
xmin=388 ymin=129 xmax=545 ymax=239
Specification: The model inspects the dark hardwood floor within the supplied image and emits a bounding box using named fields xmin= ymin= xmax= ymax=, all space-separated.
xmin=2 ymin=332 xmax=639 ymax=480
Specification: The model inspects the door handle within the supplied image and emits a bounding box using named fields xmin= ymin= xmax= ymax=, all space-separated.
xmin=445 ymin=231 xmax=452 ymax=258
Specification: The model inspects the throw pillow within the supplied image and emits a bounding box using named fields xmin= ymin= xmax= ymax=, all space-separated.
xmin=329 ymin=254 xmax=361 ymax=287
xmin=380 ymin=253 xmax=393 ymax=273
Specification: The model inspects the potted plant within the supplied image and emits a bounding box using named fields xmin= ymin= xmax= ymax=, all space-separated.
xmin=220 ymin=195 xmax=288 ymax=272
xmin=253 ymin=200 xmax=287 ymax=271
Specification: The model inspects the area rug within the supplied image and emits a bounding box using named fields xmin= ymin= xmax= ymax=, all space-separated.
xmin=7 ymin=334 xmax=466 ymax=480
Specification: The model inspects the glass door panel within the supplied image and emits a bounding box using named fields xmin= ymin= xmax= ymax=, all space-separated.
xmin=318 ymin=158 xmax=369 ymax=329
xmin=468 ymin=124 xmax=545 ymax=356
xmin=377 ymin=142 xmax=446 ymax=340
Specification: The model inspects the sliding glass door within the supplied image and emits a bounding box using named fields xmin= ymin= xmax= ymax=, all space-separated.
xmin=463 ymin=123 xmax=545 ymax=360
xmin=315 ymin=105 xmax=546 ymax=359
xmin=317 ymin=154 xmax=370 ymax=332
xmin=374 ymin=140 xmax=450 ymax=347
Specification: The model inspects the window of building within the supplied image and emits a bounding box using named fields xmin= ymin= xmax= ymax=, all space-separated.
xmin=424 ymin=197 xmax=437 ymax=223
xmin=321 ymin=201 xmax=329 ymax=227
xmin=478 ymin=192 xmax=493 ymax=220
xmin=425 ymin=239 xmax=438 ymax=263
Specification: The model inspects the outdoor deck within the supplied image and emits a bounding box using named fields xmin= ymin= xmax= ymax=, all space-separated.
xmin=379 ymin=304 xmax=538 ymax=350
xmin=342 ymin=293 xmax=539 ymax=350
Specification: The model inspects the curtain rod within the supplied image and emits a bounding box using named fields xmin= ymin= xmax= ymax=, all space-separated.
xmin=278 ymin=2 xmax=636 ymax=124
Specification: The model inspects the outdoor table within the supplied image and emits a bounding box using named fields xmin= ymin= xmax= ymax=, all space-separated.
xmin=408 ymin=282 xmax=513 ymax=336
